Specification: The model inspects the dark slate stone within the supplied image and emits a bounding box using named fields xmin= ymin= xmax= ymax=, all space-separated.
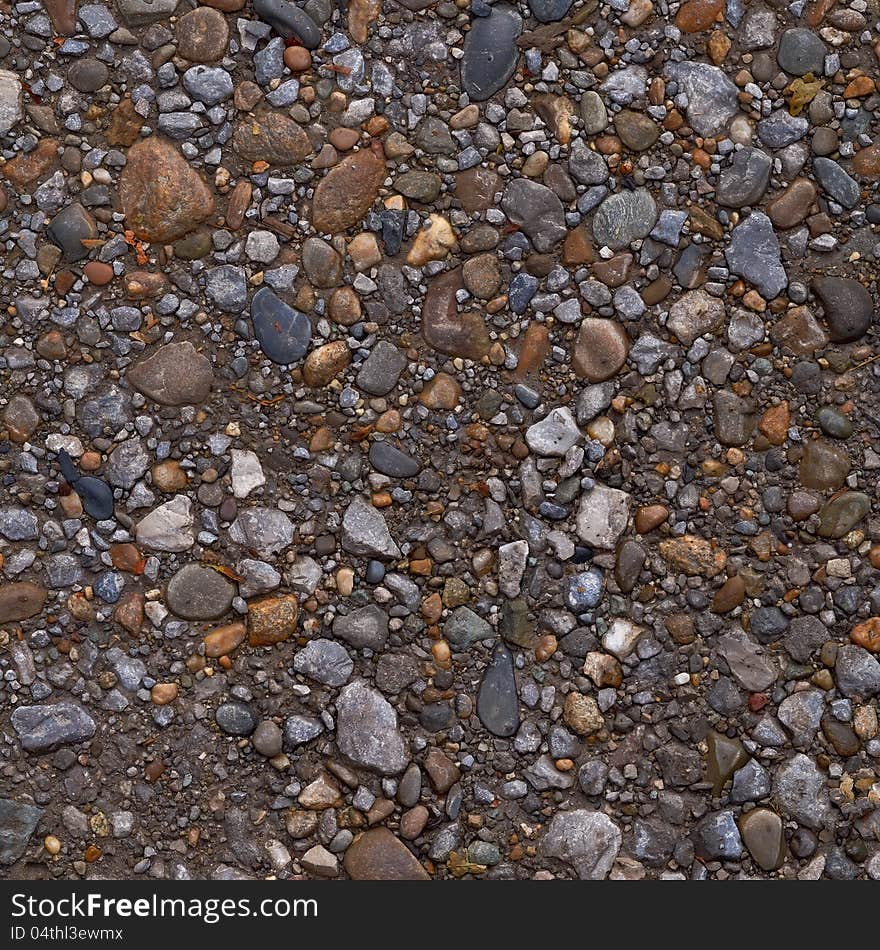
xmin=477 ymin=643 xmax=520 ymax=738
xmin=812 ymin=276 xmax=874 ymax=343
xmin=253 ymin=0 xmax=321 ymax=48
xmin=251 ymin=286 xmax=311 ymax=364
xmin=528 ymin=0 xmax=572 ymax=21
xmin=368 ymin=441 xmax=420 ymax=478
xmin=0 ymin=798 xmax=43 ymax=866
xmin=460 ymin=6 xmax=522 ymax=103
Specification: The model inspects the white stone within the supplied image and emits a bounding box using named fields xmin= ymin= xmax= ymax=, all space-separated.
xmin=525 ymin=407 xmax=582 ymax=457
xmin=540 ymin=809 xmax=622 ymax=880
xmin=601 ymin=618 xmax=645 ymax=660
xmin=230 ymin=449 xmax=266 ymax=499
xmin=576 ymin=484 xmax=631 ymax=548
xmin=135 ymin=496 xmax=194 ymax=552
xmin=498 ymin=540 xmax=529 ymax=598
xmin=0 ymin=70 xmax=22 ymax=135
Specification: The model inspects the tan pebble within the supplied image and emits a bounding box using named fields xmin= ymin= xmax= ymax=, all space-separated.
xmin=336 ymin=567 xmax=354 ymax=595
xmin=151 ymin=683 xmax=178 ymax=705
xmin=44 ymin=835 xmax=61 ymax=855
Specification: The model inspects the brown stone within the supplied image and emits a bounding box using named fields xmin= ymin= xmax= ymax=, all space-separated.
xmin=83 ymin=261 xmax=113 ymax=285
xmin=283 ymin=46 xmax=311 ymax=71
xmin=0 ymin=582 xmax=46 ymax=623
xmin=226 ymin=180 xmax=252 ymax=230
xmin=247 ymin=594 xmax=300 ymax=646
xmin=613 ymin=110 xmax=659 ymax=151
xmin=42 ymin=0 xmax=78 ymax=34
xmin=329 ymin=286 xmax=362 ymax=326
xmin=422 ymin=269 xmax=491 ymax=360
xmin=851 ymin=618 xmax=880 ymax=653
xmin=311 ymin=149 xmax=385 ymax=234
xmin=152 ymin=460 xmax=188 ymax=492
xmin=592 ymin=253 xmax=633 ymax=287
xmin=563 ymin=692 xmax=604 ymax=735
xmin=634 ymin=504 xmax=668 ymax=534
xmin=659 ymin=535 xmax=727 ymax=577
xmin=343 ymin=828 xmax=429 ymax=880
xmin=3 ymin=393 xmax=40 ymax=443
xmin=770 ymin=305 xmax=828 ymax=356
xmin=204 ymin=622 xmax=248 ymax=657
xmin=233 ymin=112 xmax=312 ymax=167
xmin=176 ymin=7 xmax=229 ymax=63
xmin=757 ymin=402 xmax=790 ymax=445
xmin=712 ymin=574 xmax=746 ymax=613
xmin=675 ymin=0 xmax=723 ymax=32
xmin=853 ymin=141 xmax=880 ymax=179
xmin=399 ymin=805 xmax=429 ymax=840
xmin=423 ymin=748 xmax=460 ymax=793
xmin=105 ymin=97 xmax=143 ymax=148
xmin=688 ymin=205 xmax=724 ymax=241
xmin=516 ymin=323 xmax=550 ymax=379
xmin=3 ymin=138 xmax=59 ymax=189
xmin=303 ymin=340 xmax=352 ymax=387
xmin=562 ymin=225 xmax=595 ymax=265
xmin=572 ymin=318 xmax=629 ymax=382
xmin=419 ymin=373 xmax=462 ymax=410
xmin=120 ymin=138 xmax=215 ymax=243
xmin=767 ymin=178 xmax=816 ymax=229
xmin=125 ymin=271 xmax=168 ymax=299
xmin=114 ymin=592 xmax=144 ymax=634
xmin=348 ymin=0 xmax=381 ymax=44
xmin=455 ymin=166 xmax=500 ymax=213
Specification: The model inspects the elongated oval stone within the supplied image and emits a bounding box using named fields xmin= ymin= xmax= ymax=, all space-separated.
xmin=251 ymin=287 xmax=311 ymax=364
xmin=460 ymin=6 xmax=522 ymax=103
xmin=253 ymin=0 xmax=321 ymax=48
xmin=477 ymin=643 xmax=520 ymax=738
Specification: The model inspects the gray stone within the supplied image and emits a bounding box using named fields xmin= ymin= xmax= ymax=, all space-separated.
xmin=0 ymin=798 xmax=43 ymax=866
xmin=835 ymin=644 xmax=880 ymax=699
xmin=773 ymin=753 xmax=831 ymax=829
xmin=725 ymin=212 xmax=787 ymax=299
xmin=592 ymin=188 xmax=657 ymax=250
xmin=11 ymin=702 xmax=96 ymax=752
xmin=540 ymin=809 xmax=622 ymax=879
xmin=335 ymin=680 xmax=408 ymax=774
xmin=341 ymin=496 xmax=401 ymax=559
xmin=444 ymin=606 xmax=495 ymax=648
xmin=716 ymin=147 xmax=771 ymax=208
xmin=166 ymin=564 xmax=235 ymax=620
xmin=356 ymin=341 xmax=407 ymax=396
xmin=332 ymin=604 xmax=389 ymax=651
xmin=229 ymin=507 xmax=294 ymax=558
xmin=460 ymin=5 xmax=522 ymax=102
xmin=667 ymin=62 xmax=738 ymax=136
xmin=501 ymin=179 xmax=566 ymax=252
xmin=476 ymin=644 xmax=519 ymax=738
xmin=777 ymin=28 xmax=826 ymax=76
xmin=251 ymin=287 xmax=311 ymax=364
xmin=293 ymin=638 xmax=353 ymax=686
xmin=692 ymin=810 xmax=743 ymax=860
xmin=813 ymin=157 xmax=860 ymax=210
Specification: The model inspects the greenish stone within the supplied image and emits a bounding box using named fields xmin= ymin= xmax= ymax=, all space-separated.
xmin=705 ymin=729 xmax=749 ymax=796
xmin=739 ymin=808 xmax=785 ymax=871
xmin=816 ymin=406 xmax=853 ymax=439
xmin=499 ymin=597 xmax=534 ymax=648
xmin=173 ymin=228 xmax=213 ymax=260
xmin=817 ymin=491 xmax=871 ymax=539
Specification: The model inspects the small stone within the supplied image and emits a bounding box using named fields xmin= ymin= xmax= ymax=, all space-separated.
xmin=247 ymin=594 xmax=300 ymax=646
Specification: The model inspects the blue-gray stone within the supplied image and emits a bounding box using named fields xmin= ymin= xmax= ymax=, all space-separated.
xmin=528 ymin=0 xmax=572 ymax=20
xmin=725 ymin=212 xmax=787 ymax=299
xmin=0 ymin=798 xmax=43 ymax=866
xmin=368 ymin=441 xmax=420 ymax=478
xmin=566 ymin=570 xmax=604 ymax=611
xmin=215 ymin=701 xmax=257 ymax=736
xmin=777 ymin=28 xmax=826 ymax=77
xmin=444 ymin=606 xmax=495 ymax=648
xmin=11 ymin=702 xmax=96 ymax=752
xmin=477 ymin=644 xmax=520 ymax=738
xmin=813 ymin=157 xmax=860 ymax=210
xmin=251 ymin=287 xmax=312 ymax=364
xmin=757 ymin=112 xmax=808 ymax=149
xmin=283 ymin=714 xmax=324 ymax=748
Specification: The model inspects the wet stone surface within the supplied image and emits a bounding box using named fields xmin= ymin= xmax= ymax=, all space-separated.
xmin=0 ymin=0 xmax=879 ymax=885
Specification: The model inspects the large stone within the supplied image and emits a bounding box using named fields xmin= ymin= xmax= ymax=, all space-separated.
xmin=11 ymin=702 xmax=96 ymax=752
xmin=0 ymin=70 xmax=22 ymax=135
xmin=119 ymin=138 xmax=215 ymax=243
xmin=666 ymin=61 xmax=738 ymax=136
xmin=576 ymin=485 xmax=631 ymax=549
xmin=591 ymin=188 xmax=657 ymax=250
xmin=739 ymin=808 xmax=785 ymax=871
xmin=166 ymin=564 xmax=235 ymax=620
xmin=717 ymin=631 xmax=777 ymax=692
xmin=335 ymin=680 xmax=408 ymax=774
xmin=421 ymin=269 xmax=490 ymax=360
xmin=667 ymin=289 xmax=725 ymax=344
xmin=127 ymin=341 xmax=213 ymax=406
xmin=247 ymin=594 xmax=300 ymax=646
xmin=251 ymin=287 xmax=312 ymax=364
xmin=0 ymin=798 xmax=43 ymax=866
xmin=476 ymin=644 xmax=519 ymax=738
xmin=715 ymin=147 xmax=771 ymax=208
xmin=460 ymin=5 xmax=522 ymax=102
xmin=0 ymin=582 xmax=47 ymax=623
xmin=341 ymin=496 xmax=401 ymax=559
xmin=311 ymin=150 xmax=385 ymax=234
xmin=135 ymin=496 xmax=194 ymax=552
xmin=344 ymin=828 xmax=428 ymax=880
xmin=572 ymin=318 xmax=629 ymax=381
xmin=812 ymin=276 xmax=874 ymax=343
xmin=725 ymin=212 xmax=787 ymax=299
xmin=233 ymin=111 xmax=312 ymax=166
xmin=333 ymin=604 xmax=389 ymax=651
xmin=229 ymin=507 xmax=294 ymax=558
xmin=501 ymin=179 xmax=566 ymax=252
xmin=540 ymin=809 xmax=622 ymax=880
xmin=773 ymin=753 xmax=831 ymax=829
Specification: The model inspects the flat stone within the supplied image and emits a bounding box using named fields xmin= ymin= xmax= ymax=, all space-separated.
xmin=229 ymin=507 xmax=294 ymax=557
xmin=368 ymin=441 xmax=420 ymax=478
xmin=812 ymin=276 xmax=873 ymax=343
xmin=356 ymin=340 xmax=408 ymax=394
xmin=476 ymin=644 xmax=519 ymax=738
xmin=667 ymin=288 xmax=725 ymax=344
xmin=341 ymin=496 xmax=401 ymax=559
xmin=247 ymin=594 xmax=299 ymax=646
xmin=717 ymin=631 xmax=776 ymax=692
xmin=576 ymin=485 xmax=631 ymax=549
xmin=526 ymin=407 xmax=582 ymax=457
xmin=460 ymin=5 xmax=522 ymax=102
xmin=253 ymin=0 xmax=321 ymax=48
xmin=127 ymin=341 xmax=213 ymax=405
xmin=716 ymin=147 xmax=771 ymax=207
xmin=119 ymin=138 xmax=215 ymax=243
xmin=773 ymin=753 xmax=831 ymax=829
xmin=444 ymin=606 xmax=495 ymax=648
xmin=0 ymin=70 xmax=22 ymax=135
xmin=166 ymin=564 xmax=235 ymax=620
xmin=767 ymin=178 xmax=816 ymax=229
xmin=117 ymin=0 xmax=177 ymax=26
xmin=540 ymin=809 xmax=622 ymax=880
xmin=725 ymin=211 xmax=787 ymax=299
xmin=739 ymin=808 xmax=785 ymax=871
xmin=11 ymin=702 xmax=96 ymax=752
xmin=333 ymin=604 xmax=388 ymax=650
xmin=813 ymin=157 xmax=860 ymax=210
xmin=135 ymin=496 xmax=194 ymax=552
xmin=818 ymin=492 xmax=871 ymax=539
xmin=0 ymin=798 xmax=43 ymax=866
xmin=591 ymin=188 xmax=657 ymax=250
xmin=0 ymin=582 xmax=47 ymax=623
xmin=501 ymin=179 xmax=566 ymax=252
xmin=666 ymin=61 xmax=738 ymax=136
xmin=572 ymin=318 xmax=629 ymax=381
xmin=311 ymin=149 xmax=385 ymax=234
xmin=777 ymin=28 xmax=826 ymax=76
xmin=344 ymin=828 xmax=428 ymax=880
xmin=251 ymin=287 xmax=312 ymax=364
xmin=294 ymin=638 xmax=353 ymax=686
xmin=422 ymin=269 xmax=491 ymax=360
xmin=233 ymin=111 xmax=312 ymax=166
xmin=336 ymin=680 xmax=408 ymax=774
